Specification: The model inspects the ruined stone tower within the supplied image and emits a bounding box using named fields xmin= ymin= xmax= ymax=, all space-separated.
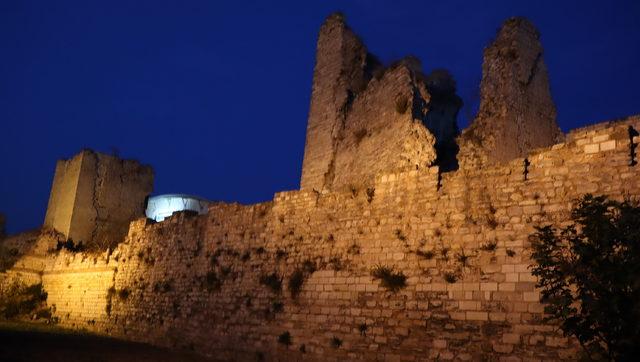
xmin=458 ymin=17 xmax=564 ymax=168
xmin=43 ymin=150 xmax=153 ymax=248
xmin=300 ymin=13 xmax=462 ymax=192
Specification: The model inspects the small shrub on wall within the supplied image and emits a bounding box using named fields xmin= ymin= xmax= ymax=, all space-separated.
xmin=278 ymin=331 xmax=292 ymax=346
xmin=260 ymin=273 xmax=282 ymax=294
xmin=371 ymin=265 xmax=407 ymax=292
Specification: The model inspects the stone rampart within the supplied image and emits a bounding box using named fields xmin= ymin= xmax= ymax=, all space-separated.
xmin=10 ymin=115 xmax=638 ymax=361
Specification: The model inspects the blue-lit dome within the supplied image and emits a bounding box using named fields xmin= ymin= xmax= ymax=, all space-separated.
xmin=145 ymin=194 xmax=209 ymax=222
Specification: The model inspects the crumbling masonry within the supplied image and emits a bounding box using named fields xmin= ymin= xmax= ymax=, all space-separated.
xmin=1 ymin=14 xmax=639 ymax=362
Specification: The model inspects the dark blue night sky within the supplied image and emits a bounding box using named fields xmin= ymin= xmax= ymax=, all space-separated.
xmin=1 ymin=0 xmax=638 ymax=234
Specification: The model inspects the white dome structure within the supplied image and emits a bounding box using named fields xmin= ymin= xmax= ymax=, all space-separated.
xmin=145 ymin=194 xmax=209 ymax=222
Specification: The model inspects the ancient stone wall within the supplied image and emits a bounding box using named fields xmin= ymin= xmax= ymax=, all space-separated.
xmin=299 ymin=13 xmax=370 ymax=192
xmin=8 ymin=116 xmax=638 ymax=361
xmin=43 ymin=150 xmax=154 ymax=249
xmin=300 ymin=14 xmax=460 ymax=192
xmin=459 ymin=18 xmax=564 ymax=169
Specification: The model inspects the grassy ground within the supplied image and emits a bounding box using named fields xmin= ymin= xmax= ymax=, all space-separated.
xmin=0 ymin=321 xmax=216 ymax=362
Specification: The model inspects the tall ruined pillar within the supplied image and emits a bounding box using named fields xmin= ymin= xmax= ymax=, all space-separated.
xmin=299 ymin=13 xmax=369 ymax=191
xmin=459 ymin=17 xmax=564 ymax=168
xmin=44 ymin=150 xmax=153 ymax=249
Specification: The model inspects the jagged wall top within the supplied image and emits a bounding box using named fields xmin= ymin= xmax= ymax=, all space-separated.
xmin=459 ymin=17 xmax=564 ymax=167
xmin=300 ymin=14 xmax=461 ymax=192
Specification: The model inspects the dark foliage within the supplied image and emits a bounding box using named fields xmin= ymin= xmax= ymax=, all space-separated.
xmin=330 ymin=336 xmax=342 ymax=348
xmin=530 ymin=194 xmax=640 ymax=360
xmin=288 ymin=269 xmax=305 ymax=298
xmin=443 ymin=271 xmax=458 ymax=284
xmin=0 ymin=283 xmax=48 ymax=319
xmin=277 ymin=331 xmax=292 ymax=346
xmin=287 ymin=259 xmax=318 ymax=299
xmin=205 ymin=271 xmax=221 ymax=291
xmin=416 ymin=249 xmax=435 ymax=260
xmin=271 ymin=301 xmax=284 ymax=313
xmin=480 ymin=240 xmax=497 ymax=252
xmin=56 ymin=239 xmax=85 ymax=252
xmin=455 ymin=249 xmax=471 ymax=266
xmin=260 ymin=273 xmax=282 ymax=294
xmin=359 ymin=323 xmax=368 ymax=336
xmin=366 ymin=188 xmax=375 ymax=203
xmin=117 ymin=288 xmax=130 ymax=300
xmin=371 ymin=265 xmax=407 ymax=292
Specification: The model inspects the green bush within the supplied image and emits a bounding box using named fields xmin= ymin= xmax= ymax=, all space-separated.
xmin=530 ymin=194 xmax=640 ymax=360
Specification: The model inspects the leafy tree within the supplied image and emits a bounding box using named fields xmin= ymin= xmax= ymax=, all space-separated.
xmin=530 ymin=194 xmax=640 ymax=360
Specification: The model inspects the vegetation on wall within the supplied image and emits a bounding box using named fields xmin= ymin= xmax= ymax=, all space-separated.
xmin=277 ymin=331 xmax=292 ymax=346
xmin=0 ymin=282 xmax=50 ymax=321
xmin=0 ymin=245 xmax=20 ymax=272
xmin=288 ymin=260 xmax=317 ymax=298
xmin=371 ymin=265 xmax=407 ymax=292
xmin=260 ymin=273 xmax=282 ymax=294
xmin=530 ymin=194 xmax=640 ymax=360
xmin=56 ymin=239 xmax=85 ymax=252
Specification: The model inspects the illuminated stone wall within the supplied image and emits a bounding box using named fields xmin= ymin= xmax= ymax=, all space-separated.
xmin=9 ymin=115 xmax=637 ymax=361
xmin=43 ymin=150 xmax=154 ymax=249
xmin=3 ymin=12 xmax=639 ymax=361
xmin=458 ymin=17 xmax=564 ymax=169
xmin=300 ymin=14 xmax=460 ymax=193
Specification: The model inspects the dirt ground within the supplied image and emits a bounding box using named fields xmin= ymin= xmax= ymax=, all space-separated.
xmin=0 ymin=321 xmax=217 ymax=362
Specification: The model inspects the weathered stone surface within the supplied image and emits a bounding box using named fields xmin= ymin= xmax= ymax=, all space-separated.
xmin=43 ymin=150 xmax=154 ymax=249
xmin=301 ymin=14 xmax=461 ymax=192
xmin=2 ymin=13 xmax=640 ymax=362
xmin=459 ymin=17 xmax=564 ymax=168
xmin=2 ymin=114 xmax=638 ymax=361
xmin=299 ymin=13 xmax=371 ymax=192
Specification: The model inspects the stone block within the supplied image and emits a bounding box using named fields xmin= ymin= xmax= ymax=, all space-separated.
xmin=584 ymin=144 xmax=599 ymax=154
xmin=600 ymin=140 xmax=616 ymax=151
xmin=466 ymin=311 xmax=488 ymax=321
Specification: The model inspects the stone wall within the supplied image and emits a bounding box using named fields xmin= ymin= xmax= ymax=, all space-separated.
xmin=300 ymin=14 xmax=461 ymax=192
xmin=459 ymin=18 xmax=564 ymax=169
xmin=7 ymin=115 xmax=638 ymax=361
xmin=43 ymin=150 xmax=154 ymax=249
